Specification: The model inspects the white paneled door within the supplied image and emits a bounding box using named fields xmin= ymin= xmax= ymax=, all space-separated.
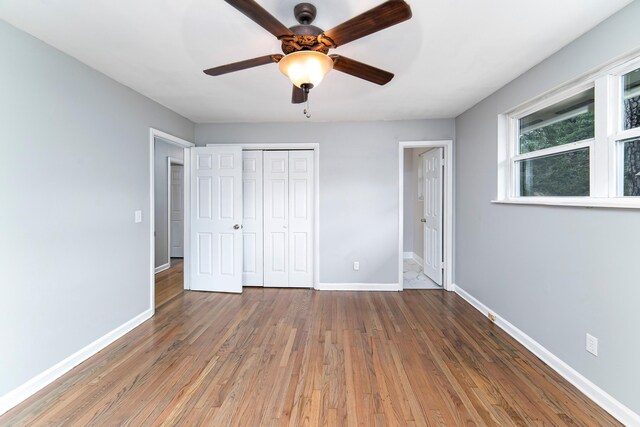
xmin=169 ymin=163 xmax=184 ymax=258
xmin=264 ymin=150 xmax=314 ymax=288
xmin=190 ymin=146 xmax=243 ymax=293
xmin=263 ymin=151 xmax=289 ymax=286
xmin=422 ymin=148 xmax=443 ymax=286
xmin=242 ymin=151 xmax=263 ymax=286
xmin=288 ymin=151 xmax=314 ymax=287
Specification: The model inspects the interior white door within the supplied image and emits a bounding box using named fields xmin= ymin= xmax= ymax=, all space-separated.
xmin=242 ymin=151 xmax=263 ymax=286
xmin=190 ymin=146 xmax=243 ymax=293
xmin=288 ymin=151 xmax=314 ymax=287
xmin=263 ymin=151 xmax=289 ymax=286
xmin=170 ymin=163 xmax=184 ymax=258
xmin=422 ymin=148 xmax=443 ymax=286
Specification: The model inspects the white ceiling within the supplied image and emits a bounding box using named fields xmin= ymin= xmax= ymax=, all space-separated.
xmin=0 ymin=0 xmax=631 ymax=123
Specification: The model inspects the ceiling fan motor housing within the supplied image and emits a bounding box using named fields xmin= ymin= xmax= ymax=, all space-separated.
xmin=280 ymin=3 xmax=333 ymax=55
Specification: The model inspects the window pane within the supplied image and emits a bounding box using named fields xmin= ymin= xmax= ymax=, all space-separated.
xmin=518 ymin=149 xmax=590 ymax=197
xmin=623 ymin=68 xmax=640 ymax=130
xmin=519 ymin=89 xmax=595 ymax=154
xmin=622 ymin=137 xmax=640 ymax=196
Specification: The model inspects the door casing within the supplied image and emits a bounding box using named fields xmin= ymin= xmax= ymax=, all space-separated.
xmin=149 ymin=128 xmax=195 ymax=313
xmin=398 ymin=140 xmax=454 ymax=292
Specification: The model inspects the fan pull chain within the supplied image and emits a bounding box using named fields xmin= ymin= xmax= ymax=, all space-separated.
xmin=304 ymin=97 xmax=311 ymax=119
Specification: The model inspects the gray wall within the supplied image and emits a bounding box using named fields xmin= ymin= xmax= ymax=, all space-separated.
xmin=196 ymin=119 xmax=455 ymax=284
xmin=154 ymin=139 xmax=184 ymax=268
xmin=455 ymin=1 xmax=640 ymax=414
xmin=0 ymin=20 xmax=194 ymax=398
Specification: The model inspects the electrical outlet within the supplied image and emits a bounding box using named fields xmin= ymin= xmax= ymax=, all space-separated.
xmin=353 ymin=261 xmax=360 ymax=271
xmin=586 ymin=333 xmax=598 ymax=356
xmin=488 ymin=312 xmax=497 ymax=322
xmin=134 ymin=210 xmax=142 ymax=223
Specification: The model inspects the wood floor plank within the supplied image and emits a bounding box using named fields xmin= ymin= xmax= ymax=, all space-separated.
xmin=155 ymin=259 xmax=184 ymax=308
xmin=1 ymin=289 xmax=622 ymax=426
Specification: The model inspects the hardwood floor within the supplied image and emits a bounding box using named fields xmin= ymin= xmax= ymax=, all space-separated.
xmin=155 ymin=258 xmax=183 ymax=308
xmin=1 ymin=289 xmax=619 ymax=426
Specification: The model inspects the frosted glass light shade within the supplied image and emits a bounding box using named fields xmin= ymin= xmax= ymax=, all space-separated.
xmin=278 ymin=51 xmax=333 ymax=88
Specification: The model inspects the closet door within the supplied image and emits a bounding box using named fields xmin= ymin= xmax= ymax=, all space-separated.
xmin=289 ymin=151 xmax=314 ymax=287
xmin=242 ymin=151 xmax=263 ymax=286
xmin=263 ymin=151 xmax=289 ymax=286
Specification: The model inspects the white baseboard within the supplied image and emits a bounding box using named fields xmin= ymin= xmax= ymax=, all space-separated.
xmin=317 ymin=283 xmax=400 ymax=291
xmin=402 ymin=252 xmax=424 ymax=267
xmin=154 ymin=263 xmax=170 ymax=274
xmin=412 ymin=254 xmax=424 ymax=267
xmin=0 ymin=308 xmax=153 ymax=416
xmin=452 ymin=284 xmax=640 ymax=426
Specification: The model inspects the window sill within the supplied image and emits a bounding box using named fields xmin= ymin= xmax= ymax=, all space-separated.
xmin=491 ymin=198 xmax=640 ymax=209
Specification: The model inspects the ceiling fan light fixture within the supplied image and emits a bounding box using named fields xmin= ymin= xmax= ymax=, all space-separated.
xmin=278 ymin=51 xmax=333 ymax=89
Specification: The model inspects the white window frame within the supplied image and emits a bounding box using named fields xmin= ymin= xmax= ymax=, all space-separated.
xmin=496 ymin=52 xmax=640 ymax=209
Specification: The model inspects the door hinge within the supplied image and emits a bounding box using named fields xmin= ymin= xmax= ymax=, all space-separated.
xmin=441 ymin=260 xmax=445 ymax=269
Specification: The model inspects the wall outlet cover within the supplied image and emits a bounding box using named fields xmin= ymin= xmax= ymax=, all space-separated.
xmin=586 ymin=333 xmax=598 ymax=356
xmin=353 ymin=261 xmax=360 ymax=271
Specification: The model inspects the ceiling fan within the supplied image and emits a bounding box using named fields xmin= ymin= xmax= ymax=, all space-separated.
xmin=203 ymin=0 xmax=412 ymax=115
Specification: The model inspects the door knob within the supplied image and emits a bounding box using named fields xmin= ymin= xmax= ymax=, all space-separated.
xmin=234 ymin=224 xmax=242 ymax=230
xmin=421 ymin=218 xmax=426 ymax=223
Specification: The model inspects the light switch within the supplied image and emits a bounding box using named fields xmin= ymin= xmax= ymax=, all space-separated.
xmin=134 ymin=210 xmax=142 ymax=223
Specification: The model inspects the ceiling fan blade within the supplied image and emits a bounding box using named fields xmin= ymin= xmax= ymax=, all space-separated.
xmin=330 ymin=55 xmax=394 ymax=85
xmin=224 ymin=0 xmax=293 ymax=38
xmin=292 ymin=85 xmax=307 ymax=104
xmin=203 ymin=54 xmax=283 ymax=76
xmin=322 ymin=1 xmax=412 ymax=48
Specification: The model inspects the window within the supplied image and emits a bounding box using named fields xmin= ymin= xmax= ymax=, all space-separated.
xmin=516 ymin=89 xmax=594 ymax=197
xmin=621 ymin=137 xmax=640 ymax=196
xmin=622 ymin=67 xmax=640 ymax=131
xmin=499 ymin=56 xmax=640 ymax=207
xmin=619 ymin=67 xmax=640 ymax=197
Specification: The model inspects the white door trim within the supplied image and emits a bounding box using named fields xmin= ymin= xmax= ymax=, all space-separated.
xmin=207 ymin=142 xmax=320 ymax=289
xmin=398 ymin=140 xmax=454 ymax=292
xmin=167 ymin=157 xmax=184 ymax=261
xmin=149 ymin=128 xmax=194 ymax=313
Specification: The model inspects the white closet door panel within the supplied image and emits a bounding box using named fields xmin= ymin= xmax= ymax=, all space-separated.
xmin=190 ymin=146 xmax=243 ymax=293
xmin=170 ymin=164 xmax=184 ymax=257
xmin=288 ymin=150 xmax=314 ymax=288
xmin=263 ymin=151 xmax=289 ymax=286
xmin=242 ymin=151 xmax=263 ymax=286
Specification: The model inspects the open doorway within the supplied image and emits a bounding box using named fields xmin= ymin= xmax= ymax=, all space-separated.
xmin=398 ymin=140 xmax=454 ymax=291
xmin=149 ymin=129 xmax=194 ymax=312
xmin=154 ymin=142 xmax=185 ymax=308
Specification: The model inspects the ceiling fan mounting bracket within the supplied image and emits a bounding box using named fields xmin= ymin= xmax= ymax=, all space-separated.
xmin=294 ymin=3 xmax=317 ymax=25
